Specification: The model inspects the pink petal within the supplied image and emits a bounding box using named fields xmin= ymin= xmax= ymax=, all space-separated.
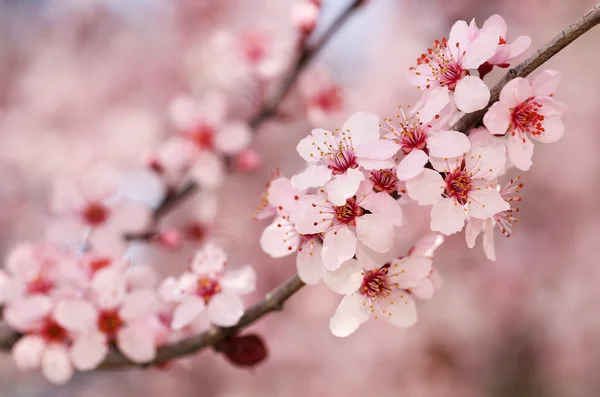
xmin=343 ymin=112 xmax=380 ymax=148
xmin=385 ymin=294 xmax=417 ymax=328
xmin=507 ymin=133 xmax=534 ymax=171
xmin=483 ymin=219 xmax=497 ymax=261
xmin=4 ymin=295 xmax=53 ymax=331
xmin=191 ymin=243 xmax=227 ymax=275
xmin=408 ymin=233 xmax=444 ymax=258
xmin=356 ymin=158 xmax=396 ymax=170
xmin=406 ymin=168 xmax=444 ymax=205
xmin=207 ymin=292 xmax=244 ymax=326
xmin=81 ymin=163 xmax=123 ymax=201
xmin=448 ymin=20 xmax=470 ymax=57
xmin=508 ymin=36 xmax=531 ymax=59
xmin=321 ymin=226 xmax=357 ymax=271
xmin=214 ymin=122 xmax=252 ymax=154
xmin=125 ymin=265 xmax=159 ymax=289
xmin=91 ymin=267 xmax=126 ymax=309
xmin=482 ymin=15 xmax=507 ymax=37
xmin=469 ymin=142 xmax=507 ymax=180
xmin=324 ymin=168 xmax=365 ymax=206
xmin=361 ymin=192 xmax=403 ymax=227
xmin=391 ymin=256 xmax=432 ymax=289
xmin=158 ymin=276 xmax=183 ymax=303
xmin=296 ymin=241 xmax=324 ymax=285
xmin=109 ymin=201 xmax=152 ymax=234
xmin=427 ymin=130 xmax=471 ymax=158
xmin=454 ymin=76 xmax=490 ymax=113
xmin=356 ymin=243 xmax=397 ymax=271
xmin=415 ymin=87 xmax=450 ymax=124
xmin=406 ymin=63 xmax=433 ymax=87
xmin=329 ymin=294 xmax=370 ymax=337
xmin=12 ymin=335 xmax=45 ymax=370
xmin=268 ymin=177 xmax=304 ymax=212
xmin=296 ymin=128 xmax=329 ymax=162
xmin=289 ymin=195 xmax=331 ymax=235
xmin=355 ymin=140 xmax=399 ymax=163
xmin=430 ymin=198 xmax=466 ymax=235
xmin=260 ymin=217 xmax=299 ymax=258
xmin=468 ymin=187 xmax=510 ymax=219
xmin=88 ymin=226 xmax=127 ymax=257
xmin=169 ymin=95 xmax=202 ymax=130
xmin=531 ymin=69 xmax=560 ymax=97
xmin=70 ymin=331 xmax=108 ymax=370
xmin=290 ymin=164 xmax=332 ymax=190
xmin=0 ymin=271 xmax=21 ymax=304
xmin=41 ymin=344 xmax=74 ymax=385
xmin=50 ymin=177 xmax=84 ymax=214
xmin=220 ymin=265 xmax=256 ymax=295
xmin=499 ymin=77 xmax=532 ymax=107
xmin=397 ymin=150 xmax=429 ymax=181
xmin=54 ymin=299 xmax=98 ymax=332
xmin=119 ymin=289 xmax=158 ymax=321
xmin=533 ymin=116 xmax=564 ymax=143
xmin=483 ymin=102 xmax=511 ymax=136
xmin=322 ymin=259 xmax=363 ymax=295
xmin=172 ymin=295 xmax=206 ymax=330
xmin=465 ymin=218 xmax=486 ymax=248
xmin=463 ymin=31 xmax=499 ymax=69
xmin=356 ymin=214 xmax=394 ymax=253
xmin=411 ymin=279 xmax=435 ymax=300
xmin=190 ymin=151 xmax=224 ymax=188
xmin=117 ymin=323 xmax=157 ymax=363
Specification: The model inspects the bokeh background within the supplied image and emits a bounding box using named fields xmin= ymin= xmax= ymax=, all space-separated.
xmin=1 ymin=0 xmax=600 ymax=396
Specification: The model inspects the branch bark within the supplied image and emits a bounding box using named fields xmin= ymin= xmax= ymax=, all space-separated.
xmin=451 ymin=2 xmax=600 ymax=134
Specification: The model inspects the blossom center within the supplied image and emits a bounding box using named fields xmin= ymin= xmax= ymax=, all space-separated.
xmin=400 ymin=126 xmax=428 ymax=155
xmin=98 ymin=310 xmax=124 ymax=338
xmin=188 ymin=124 xmax=215 ymax=150
xmin=310 ymin=87 xmax=343 ymax=113
xmin=510 ymin=99 xmax=545 ymax=138
xmin=26 ymin=277 xmax=54 ymax=295
xmin=241 ymin=32 xmax=268 ymax=64
xmin=444 ymin=168 xmax=473 ymax=205
xmin=184 ymin=222 xmax=207 ymax=242
xmin=82 ymin=202 xmax=110 ymax=226
xmin=41 ymin=318 xmax=68 ymax=343
xmin=412 ymin=38 xmax=469 ymax=90
xmin=370 ymin=169 xmax=402 ymax=194
xmin=196 ymin=278 xmax=222 ymax=303
xmin=90 ymin=257 xmax=111 ymax=273
xmin=333 ymin=197 xmax=363 ymax=226
xmin=361 ymin=265 xmax=392 ymax=300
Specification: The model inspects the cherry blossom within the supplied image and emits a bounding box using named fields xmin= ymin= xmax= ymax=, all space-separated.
xmin=160 ymin=244 xmax=256 ymax=329
xmin=6 ymin=295 xmax=74 ymax=384
xmin=47 ymin=164 xmax=152 ymax=255
xmin=466 ymin=177 xmax=523 ymax=261
xmin=290 ymin=179 xmax=400 ymax=271
xmin=299 ymin=68 xmax=349 ymax=127
xmin=293 ymin=112 xmax=398 ymax=205
xmin=168 ymin=92 xmax=252 ymax=188
xmin=483 ymin=70 xmax=566 ymax=171
xmin=406 ymin=143 xmax=509 ymax=235
xmin=291 ymin=0 xmax=320 ymax=36
xmin=381 ymin=94 xmax=471 ymax=181
xmin=325 ymin=235 xmax=444 ymax=337
xmin=407 ymin=19 xmax=499 ymax=113
xmin=52 ymin=267 xmax=162 ymax=370
xmin=469 ymin=15 xmax=531 ymax=77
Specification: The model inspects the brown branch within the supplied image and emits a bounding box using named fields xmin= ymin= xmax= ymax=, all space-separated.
xmin=451 ymin=2 xmax=600 ymax=134
xmin=99 ymin=274 xmax=305 ymax=369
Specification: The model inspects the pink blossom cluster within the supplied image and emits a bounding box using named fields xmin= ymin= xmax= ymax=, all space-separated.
xmin=259 ymin=15 xmax=565 ymax=335
xmin=0 ymin=241 xmax=255 ymax=384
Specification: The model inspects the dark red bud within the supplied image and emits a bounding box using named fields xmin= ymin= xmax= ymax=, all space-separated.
xmin=215 ymin=334 xmax=268 ymax=368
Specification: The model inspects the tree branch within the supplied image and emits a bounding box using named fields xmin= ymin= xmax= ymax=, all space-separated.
xmin=451 ymin=2 xmax=600 ymax=134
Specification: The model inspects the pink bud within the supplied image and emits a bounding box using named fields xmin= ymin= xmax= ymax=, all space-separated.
xmin=158 ymin=228 xmax=182 ymax=250
xmin=291 ymin=1 xmax=320 ymax=36
xmin=234 ymin=149 xmax=262 ymax=173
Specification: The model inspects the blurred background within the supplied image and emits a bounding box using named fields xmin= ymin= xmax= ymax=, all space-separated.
xmin=1 ymin=0 xmax=600 ymax=396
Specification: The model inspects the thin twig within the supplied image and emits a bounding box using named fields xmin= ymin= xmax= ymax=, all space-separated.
xmin=451 ymin=2 xmax=600 ymax=134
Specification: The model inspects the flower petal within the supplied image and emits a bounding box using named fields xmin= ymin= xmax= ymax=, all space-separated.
xmin=454 ymin=76 xmax=490 ymax=113
xmin=360 ymin=192 xmax=403 ymax=227
xmin=406 ymin=168 xmax=444 ymax=205
xmin=321 ymin=226 xmax=357 ymax=271
xmin=531 ymin=69 xmax=560 ymax=97
xmin=220 ymin=265 xmax=256 ymax=295
xmin=297 ymin=240 xmax=324 ymax=285
xmin=12 ymin=335 xmax=45 ymax=370
xmin=324 ymin=168 xmax=365 ymax=206
xmin=91 ymin=267 xmax=127 ymax=309
xmin=343 ymin=112 xmax=380 ymax=148
xmin=214 ymin=122 xmax=251 ymax=154
xmin=356 ymin=214 xmax=394 ymax=253
xmin=119 ymin=289 xmax=158 ymax=321
xmin=290 ymin=164 xmax=333 ymax=190
xmin=42 ymin=344 xmax=74 ymax=385
xmin=70 ymin=331 xmax=108 ymax=371
xmin=468 ymin=187 xmax=510 ymax=219
xmin=190 ymin=151 xmax=224 ymax=189
xmin=430 ymin=198 xmax=466 ymax=235
xmin=507 ymin=133 xmax=534 ymax=171
xmin=391 ymin=256 xmax=432 ymax=289
xmin=483 ymin=219 xmax=497 ymax=261
xmin=322 ymin=259 xmax=363 ymax=295
xmin=385 ymin=294 xmax=417 ymax=328
xmin=415 ymin=87 xmax=450 ymax=123
xmin=427 ymin=130 xmax=471 ymax=158
xmin=462 ymin=32 xmax=499 ymax=69
xmin=499 ymin=77 xmax=532 ymax=107
xmin=171 ymin=295 xmax=206 ymax=330
xmin=483 ymin=102 xmax=511 ymax=136
xmin=207 ymin=292 xmax=244 ymax=327
xmin=54 ymin=299 xmax=98 ymax=332
xmin=533 ymin=116 xmax=564 ymax=143
xmin=117 ymin=323 xmax=156 ymax=363
xmin=329 ymin=294 xmax=370 ymax=337
xmin=81 ymin=163 xmax=122 ymax=201
xmin=4 ymin=295 xmax=52 ymax=331
xmin=465 ymin=218 xmax=486 ymax=248
xmin=260 ymin=217 xmax=300 ymax=258
xmin=397 ymin=150 xmax=429 ymax=181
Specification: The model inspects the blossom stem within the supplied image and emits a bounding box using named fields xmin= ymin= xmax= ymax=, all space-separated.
xmin=451 ymin=2 xmax=600 ymax=134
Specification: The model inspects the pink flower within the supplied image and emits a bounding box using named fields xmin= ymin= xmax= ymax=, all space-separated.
xmin=53 ymin=267 xmax=161 ymax=370
xmin=290 ymin=179 xmax=399 ymax=271
xmin=469 ymin=15 xmax=531 ymax=73
xmin=324 ymin=235 xmax=444 ymax=337
xmin=6 ymin=295 xmax=74 ymax=384
xmin=293 ymin=112 xmax=398 ymax=205
xmin=47 ymin=164 xmax=152 ymax=255
xmin=291 ymin=0 xmax=320 ymax=36
xmin=381 ymin=92 xmax=471 ymax=181
xmin=168 ymin=92 xmax=252 ymax=188
xmin=466 ymin=177 xmax=523 ymax=261
xmin=483 ymin=70 xmax=566 ymax=171
xmin=299 ymin=68 xmax=349 ymax=127
xmin=407 ymin=20 xmax=499 ymax=113
xmin=160 ymin=244 xmax=256 ymax=329
xmin=406 ymin=144 xmax=509 ymax=235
